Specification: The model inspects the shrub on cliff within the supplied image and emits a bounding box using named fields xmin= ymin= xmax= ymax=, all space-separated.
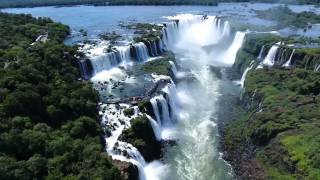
xmin=120 ymin=115 xmax=161 ymax=162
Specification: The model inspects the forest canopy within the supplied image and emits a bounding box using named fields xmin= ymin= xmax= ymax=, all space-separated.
xmin=0 ymin=12 xmax=121 ymax=179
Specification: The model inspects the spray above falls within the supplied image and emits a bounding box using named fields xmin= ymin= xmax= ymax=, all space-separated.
xmin=162 ymin=14 xmax=245 ymax=67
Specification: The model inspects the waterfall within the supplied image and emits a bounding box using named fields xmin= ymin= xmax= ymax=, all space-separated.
xmin=118 ymin=46 xmax=132 ymax=64
xmin=262 ymin=44 xmax=280 ymax=66
xmin=162 ymin=82 xmax=178 ymax=121
xmin=77 ymin=59 xmax=92 ymax=80
xmin=90 ymin=51 xmax=121 ymax=74
xmin=315 ymin=64 xmax=320 ymax=71
xmin=222 ymin=21 xmax=231 ymax=38
xmin=133 ymin=42 xmax=150 ymax=62
xmin=149 ymin=80 xmax=178 ymax=140
xmin=102 ymin=104 xmax=149 ymax=180
xmin=158 ymin=95 xmax=171 ymax=126
xmin=169 ymin=61 xmax=178 ymax=76
xmin=223 ymin=31 xmax=246 ymax=65
xmin=257 ymin=45 xmax=265 ymax=60
xmin=151 ymin=41 xmax=159 ymax=56
xmin=150 ymin=97 xmax=162 ymax=126
xmin=240 ymin=62 xmax=254 ymax=88
xmin=162 ymin=22 xmax=178 ymax=50
xmin=283 ymin=49 xmax=295 ymax=67
xmin=146 ymin=115 xmax=162 ymax=141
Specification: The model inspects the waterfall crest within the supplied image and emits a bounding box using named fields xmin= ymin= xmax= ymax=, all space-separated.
xmin=262 ymin=44 xmax=280 ymax=66
xmin=283 ymin=49 xmax=295 ymax=67
xmin=149 ymin=80 xmax=179 ymax=140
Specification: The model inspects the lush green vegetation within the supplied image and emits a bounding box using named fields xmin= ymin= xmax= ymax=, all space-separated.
xmin=0 ymin=12 xmax=121 ymax=179
xmin=142 ymin=53 xmax=174 ymax=76
xmin=119 ymin=115 xmax=161 ymax=162
xmin=227 ymin=32 xmax=320 ymax=179
xmin=98 ymin=31 xmax=121 ymax=44
xmin=0 ymin=0 xmax=217 ymax=8
xmin=256 ymin=6 xmax=320 ymax=29
xmin=225 ymin=68 xmax=320 ymax=179
xmin=127 ymin=23 xmax=164 ymax=43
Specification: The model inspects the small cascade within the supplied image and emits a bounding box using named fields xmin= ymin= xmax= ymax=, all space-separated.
xmin=283 ymin=49 xmax=295 ymax=67
xmin=118 ymin=46 xmax=132 ymax=64
xmin=223 ymin=31 xmax=246 ymax=65
xmin=275 ymin=47 xmax=288 ymax=65
xmin=158 ymin=95 xmax=171 ymax=126
xmin=133 ymin=42 xmax=150 ymax=62
xmin=77 ymin=59 xmax=93 ymax=80
xmin=162 ymin=21 xmax=178 ymax=50
xmin=222 ymin=21 xmax=231 ymax=38
xmin=315 ymin=64 xmax=320 ymax=71
xmin=257 ymin=45 xmax=265 ymax=60
xmin=169 ymin=61 xmax=178 ymax=76
xmin=240 ymin=62 xmax=254 ymax=88
xmin=146 ymin=115 xmax=162 ymax=141
xmin=149 ymin=80 xmax=178 ymax=140
xmin=151 ymin=41 xmax=159 ymax=56
xmin=91 ymin=50 xmax=122 ymax=74
xmin=162 ymin=82 xmax=178 ymax=121
xmin=102 ymin=104 xmax=148 ymax=180
xmin=262 ymin=44 xmax=280 ymax=66
xmin=158 ymin=38 xmax=165 ymax=53
xmin=150 ymin=97 xmax=162 ymax=126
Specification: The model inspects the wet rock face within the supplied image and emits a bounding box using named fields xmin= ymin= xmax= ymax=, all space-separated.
xmin=138 ymin=100 xmax=155 ymax=117
xmin=119 ymin=115 xmax=161 ymax=162
xmin=112 ymin=160 xmax=139 ymax=180
xmin=209 ymin=65 xmax=223 ymax=79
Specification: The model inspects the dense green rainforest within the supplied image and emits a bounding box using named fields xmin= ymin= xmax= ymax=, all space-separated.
xmin=0 ymin=13 xmax=121 ymax=179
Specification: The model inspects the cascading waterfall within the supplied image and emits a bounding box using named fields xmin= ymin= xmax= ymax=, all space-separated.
xmin=283 ymin=49 xmax=295 ymax=67
xmin=150 ymin=97 xmax=162 ymax=126
xmin=149 ymin=81 xmax=178 ymax=140
xmin=77 ymin=59 xmax=92 ymax=79
xmin=91 ymin=13 xmax=246 ymax=180
xmin=149 ymin=14 xmax=244 ymax=180
xmin=91 ymin=50 xmax=121 ymax=74
xmin=158 ymin=95 xmax=171 ymax=126
xmin=222 ymin=31 xmax=246 ymax=66
xmin=315 ymin=64 xmax=320 ymax=71
xmin=118 ymin=46 xmax=132 ymax=64
xmin=133 ymin=42 xmax=150 ymax=62
xmin=240 ymin=61 xmax=254 ymax=88
xmin=257 ymin=45 xmax=265 ymax=60
xmin=262 ymin=44 xmax=280 ymax=66
xmin=82 ymin=37 xmax=165 ymax=77
xmin=102 ymin=104 xmax=148 ymax=180
xmin=169 ymin=61 xmax=178 ymax=76
xmin=146 ymin=115 xmax=162 ymax=141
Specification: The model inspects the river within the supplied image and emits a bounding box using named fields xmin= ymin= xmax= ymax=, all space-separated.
xmin=3 ymin=3 xmax=319 ymax=180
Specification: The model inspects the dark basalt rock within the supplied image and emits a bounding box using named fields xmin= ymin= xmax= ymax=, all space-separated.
xmin=112 ymin=160 xmax=139 ymax=180
xmin=209 ymin=65 xmax=223 ymax=79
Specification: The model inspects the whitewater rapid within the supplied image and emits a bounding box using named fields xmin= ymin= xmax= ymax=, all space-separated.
xmin=86 ymin=13 xmax=246 ymax=180
xmin=158 ymin=14 xmax=245 ymax=180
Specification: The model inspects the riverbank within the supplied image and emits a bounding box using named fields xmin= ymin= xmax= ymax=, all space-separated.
xmin=222 ymin=32 xmax=320 ymax=179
